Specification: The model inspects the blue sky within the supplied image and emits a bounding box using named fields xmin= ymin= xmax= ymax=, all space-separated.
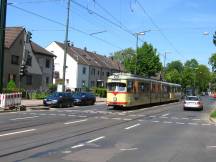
xmin=7 ymin=0 xmax=216 ymax=67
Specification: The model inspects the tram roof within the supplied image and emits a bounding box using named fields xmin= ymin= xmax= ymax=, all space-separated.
xmin=108 ymin=73 xmax=181 ymax=87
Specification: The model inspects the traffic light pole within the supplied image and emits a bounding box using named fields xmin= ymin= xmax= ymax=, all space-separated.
xmin=0 ymin=0 xmax=7 ymax=92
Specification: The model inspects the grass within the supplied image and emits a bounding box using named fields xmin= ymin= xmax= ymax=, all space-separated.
xmin=210 ymin=110 xmax=216 ymax=118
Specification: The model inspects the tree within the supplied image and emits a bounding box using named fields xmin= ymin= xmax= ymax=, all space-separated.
xmin=165 ymin=69 xmax=181 ymax=84
xmin=6 ymin=80 xmax=17 ymax=92
xmin=184 ymin=59 xmax=198 ymax=69
xmin=136 ymin=42 xmax=162 ymax=77
xmin=111 ymin=48 xmax=135 ymax=73
xmin=209 ymin=53 xmax=216 ymax=72
xmin=213 ymin=31 xmax=216 ymax=46
xmin=166 ymin=60 xmax=183 ymax=73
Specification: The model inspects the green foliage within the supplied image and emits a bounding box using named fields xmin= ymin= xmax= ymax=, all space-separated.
xmin=184 ymin=59 xmax=198 ymax=69
xmin=213 ymin=31 xmax=216 ymax=46
xmin=210 ymin=110 xmax=216 ymax=118
xmin=209 ymin=53 xmax=216 ymax=72
xmin=48 ymin=84 xmax=57 ymax=93
xmin=93 ymin=87 xmax=107 ymax=98
xmin=136 ymin=42 xmax=162 ymax=77
xmin=166 ymin=60 xmax=183 ymax=73
xmin=31 ymin=92 xmax=48 ymax=99
xmin=4 ymin=80 xmax=19 ymax=93
xmin=165 ymin=69 xmax=181 ymax=84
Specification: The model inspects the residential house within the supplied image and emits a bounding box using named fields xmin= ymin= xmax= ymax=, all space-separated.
xmin=46 ymin=41 xmax=124 ymax=91
xmin=4 ymin=27 xmax=55 ymax=91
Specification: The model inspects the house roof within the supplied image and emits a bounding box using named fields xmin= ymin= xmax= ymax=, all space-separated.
xmin=31 ymin=41 xmax=56 ymax=57
xmin=5 ymin=27 xmax=24 ymax=48
xmin=55 ymin=41 xmax=124 ymax=71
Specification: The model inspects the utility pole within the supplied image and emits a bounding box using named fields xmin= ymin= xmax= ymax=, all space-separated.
xmin=0 ymin=0 xmax=7 ymax=92
xmin=62 ymin=0 xmax=71 ymax=92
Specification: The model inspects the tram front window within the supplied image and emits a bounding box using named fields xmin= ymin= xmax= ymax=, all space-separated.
xmin=107 ymin=82 xmax=126 ymax=92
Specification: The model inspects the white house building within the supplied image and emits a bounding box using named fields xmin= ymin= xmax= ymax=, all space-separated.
xmin=46 ymin=41 xmax=124 ymax=91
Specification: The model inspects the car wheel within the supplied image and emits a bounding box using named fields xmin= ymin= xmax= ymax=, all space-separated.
xmin=58 ymin=103 xmax=63 ymax=108
xmin=183 ymin=107 xmax=187 ymax=111
xmin=91 ymin=100 xmax=95 ymax=105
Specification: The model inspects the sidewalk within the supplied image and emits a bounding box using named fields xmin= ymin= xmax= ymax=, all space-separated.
xmin=21 ymin=97 xmax=106 ymax=107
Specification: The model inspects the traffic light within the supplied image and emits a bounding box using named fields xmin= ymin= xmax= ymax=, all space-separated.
xmin=26 ymin=31 xmax=32 ymax=43
xmin=213 ymin=31 xmax=216 ymax=46
xmin=19 ymin=64 xmax=28 ymax=76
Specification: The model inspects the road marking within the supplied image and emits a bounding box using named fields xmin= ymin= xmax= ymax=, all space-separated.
xmin=171 ymin=117 xmax=179 ymax=120
xmin=71 ymin=144 xmax=85 ymax=149
xmin=64 ymin=119 xmax=88 ymax=125
xmin=149 ymin=116 xmax=156 ymax=118
xmin=40 ymin=113 xmax=47 ymax=116
xmin=49 ymin=114 xmax=56 ymax=116
xmin=182 ymin=118 xmax=189 ymax=120
xmin=125 ymin=123 xmax=140 ymax=130
xmin=62 ymin=150 xmax=71 ymax=154
xmin=163 ymin=121 xmax=173 ymax=124
xmin=176 ymin=122 xmax=185 ymax=125
xmin=160 ymin=116 xmax=168 ymax=119
xmin=10 ymin=116 xmax=39 ymax=121
xmin=101 ymin=117 xmax=109 ymax=119
xmin=201 ymin=123 xmax=211 ymax=126
xmin=112 ymin=118 xmax=122 ymax=120
xmin=162 ymin=113 xmax=169 ymax=117
xmin=188 ymin=123 xmax=198 ymax=125
xmin=192 ymin=118 xmax=201 ymax=121
xmin=137 ymin=114 xmax=146 ymax=117
xmin=207 ymin=146 xmax=216 ymax=149
xmin=59 ymin=114 xmax=66 ymax=116
xmin=152 ymin=121 xmax=160 ymax=123
xmin=86 ymin=136 xmax=105 ymax=144
xmin=123 ymin=118 xmax=132 ymax=121
xmin=129 ymin=114 xmax=137 ymax=117
xmin=68 ymin=114 xmax=76 ymax=117
xmin=0 ymin=129 xmax=36 ymax=137
xmin=120 ymin=148 xmax=138 ymax=151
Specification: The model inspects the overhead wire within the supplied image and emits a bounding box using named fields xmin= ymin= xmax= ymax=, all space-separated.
xmin=8 ymin=3 xmax=123 ymax=50
xmin=136 ymin=0 xmax=187 ymax=59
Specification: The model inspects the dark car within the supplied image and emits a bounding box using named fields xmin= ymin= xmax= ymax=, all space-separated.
xmin=43 ymin=92 xmax=74 ymax=108
xmin=72 ymin=92 xmax=96 ymax=106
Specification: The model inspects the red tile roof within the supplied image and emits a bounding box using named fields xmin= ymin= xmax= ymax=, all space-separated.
xmin=5 ymin=27 xmax=24 ymax=48
xmin=31 ymin=41 xmax=55 ymax=57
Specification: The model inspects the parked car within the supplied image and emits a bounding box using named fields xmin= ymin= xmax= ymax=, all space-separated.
xmin=72 ymin=92 xmax=96 ymax=106
xmin=183 ymin=96 xmax=203 ymax=111
xmin=43 ymin=92 xmax=74 ymax=108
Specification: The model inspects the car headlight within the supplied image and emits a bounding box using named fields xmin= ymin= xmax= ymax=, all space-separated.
xmin=52 ymin=100 xmax=58 ymax=103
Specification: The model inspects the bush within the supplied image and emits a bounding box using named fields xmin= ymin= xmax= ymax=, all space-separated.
xmin=48 ymin=84 xmax=57 ymax=93
xmin=31 ymin=92 xmax=48 ymax=99
xmin=93 ymin=87 xmax=107 ymax=98
xmin=3 ymin=80 xmax=20 ymax=93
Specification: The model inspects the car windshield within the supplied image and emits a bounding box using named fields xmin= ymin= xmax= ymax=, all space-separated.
xmin=49 ymin=92 xmax=63 ymax=97
xmin=185 ymin=96 xmax=199 ymax=101
xmin=107 ymin=82 xmax=126 ymax=92
xmin=73 ymin=93 xmax=84 ymax=98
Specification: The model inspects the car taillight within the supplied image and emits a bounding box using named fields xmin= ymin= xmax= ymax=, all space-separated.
xmin=197 ymin=101 xmax=201 ymax=105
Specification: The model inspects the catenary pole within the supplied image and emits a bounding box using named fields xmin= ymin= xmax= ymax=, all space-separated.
xmin=62 ymin=0 xmax=71 ymax=92
xmin=0 ymin=0 xmax=7 ymax=92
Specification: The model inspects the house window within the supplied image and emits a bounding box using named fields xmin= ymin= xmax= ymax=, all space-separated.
xmin=98 ymin=70 xmax=100 ymax=76
xmin=83 ymin=67 xmax=86 ymax=74
xmin=106 ymin=72 xmax=110 ymax=77
xmin=11 ymin=55 xmax=19 ymax=65
xmin=46 ymin=77 xmax=49 ymax=84
xmin=91 ymin=81 xmax=95 ymax=87
xmin=26 ymin=75 xmax=32 ymax=85
xmin=26 ymin=55 xmax=32 ymax=66
xmin=54 ymin=71 xmax=60 ymax=79
xmin=91 ymin=68 xmax=95 ymax=75
xmin=102 ymin=72 xmax=104 ymax=76
xmin=46 ymin=59 xmax=50 ymax=68
xmin=82 ymin=80 xmax=86 ymax=87
xmin=66 ymin=79 xmax=69 ymax=84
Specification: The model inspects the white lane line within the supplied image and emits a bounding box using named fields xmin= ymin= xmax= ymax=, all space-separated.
xmin=10 ymin=116 xmax=39 ymax=121
xmin=86 ymin=136 xmax=105 ymax=144
xmin=176 ymin=122 xmax=185 ymax=125
xmin=120 ymin=148 xmax=138 ymax=151
xmin=112 ymin=118 xmax=122 ymax=120
xmin=201 ymin=123 xmax=211 ymax=126
xmin=123 ymin=118 xmax=132 ymax=121
xmin=125 ymin=123 xmax=140 ymax=130
xmin=0 ymin=129 xmax=36 ymax=137
xmin=149 ymin=116 xmax=156 ymax=118
xmin=39 ymin=113 xmax=47 ymax=116
xmin=207 ymin=146 xmax=216 ymax=149
xmin=188 ymin=123 xmax=198 ymax=126
xmin=163 ymin=121 xmax=173 ymax=124
xmin=64 ymin=119 xmax=88 ymax=125
xmin=171 ymin=117 xmax=179 ymax=120
xmin=129 ymin=114 xmax=137 ymax=117
xmin=62 ymin=150 xmax=71 ymax=154
xmin=162 ymin=113 xmax=169 ymax=117
xmin=68 ymin=114 xmax=76 ymax=117
xmin=138 ymin=119 xmax=144 ymax=122
xmin=71 ymin=144 xmax=85 ymax=149
xmin=192 ymin=119 xmax=201 ymax=121
xmin=160 ymin=116 xmax=168 ymax=119
xmin=152 ymin=121 xmax=160 ymax=123
xmin=137 ymin=114 xmax=146 ymax=117
xmin=182 ymin=118 xmax=189 ymax=120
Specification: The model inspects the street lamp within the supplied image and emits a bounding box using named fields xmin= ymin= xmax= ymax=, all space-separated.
xmin=163 ymin=51 xmax=171 ymax=81
xmin=134 ymin=30 xmax=151 ymax=75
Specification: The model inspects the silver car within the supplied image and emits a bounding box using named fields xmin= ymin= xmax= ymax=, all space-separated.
xmin=183 ymin=96 xmax=203 ymax=111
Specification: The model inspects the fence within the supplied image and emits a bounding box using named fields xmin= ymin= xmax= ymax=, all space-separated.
xmin=0 ymin=93 xmax=22 ymax=109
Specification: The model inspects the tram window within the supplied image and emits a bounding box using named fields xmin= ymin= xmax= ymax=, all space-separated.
xmin=107 ymin=82 xmax=126 ymax=92
xmin=139 ymin=82 xmax=145 ymax=92
xmin=127 ymin=81 xmax=133 ymax=92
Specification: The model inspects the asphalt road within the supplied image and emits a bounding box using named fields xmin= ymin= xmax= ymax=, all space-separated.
xmin=0 ymin=96 xmax=216 ymax=162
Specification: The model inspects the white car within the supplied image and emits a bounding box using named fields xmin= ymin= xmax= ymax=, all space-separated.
xmin=183 ymin=96 xmax=203 ymax=111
